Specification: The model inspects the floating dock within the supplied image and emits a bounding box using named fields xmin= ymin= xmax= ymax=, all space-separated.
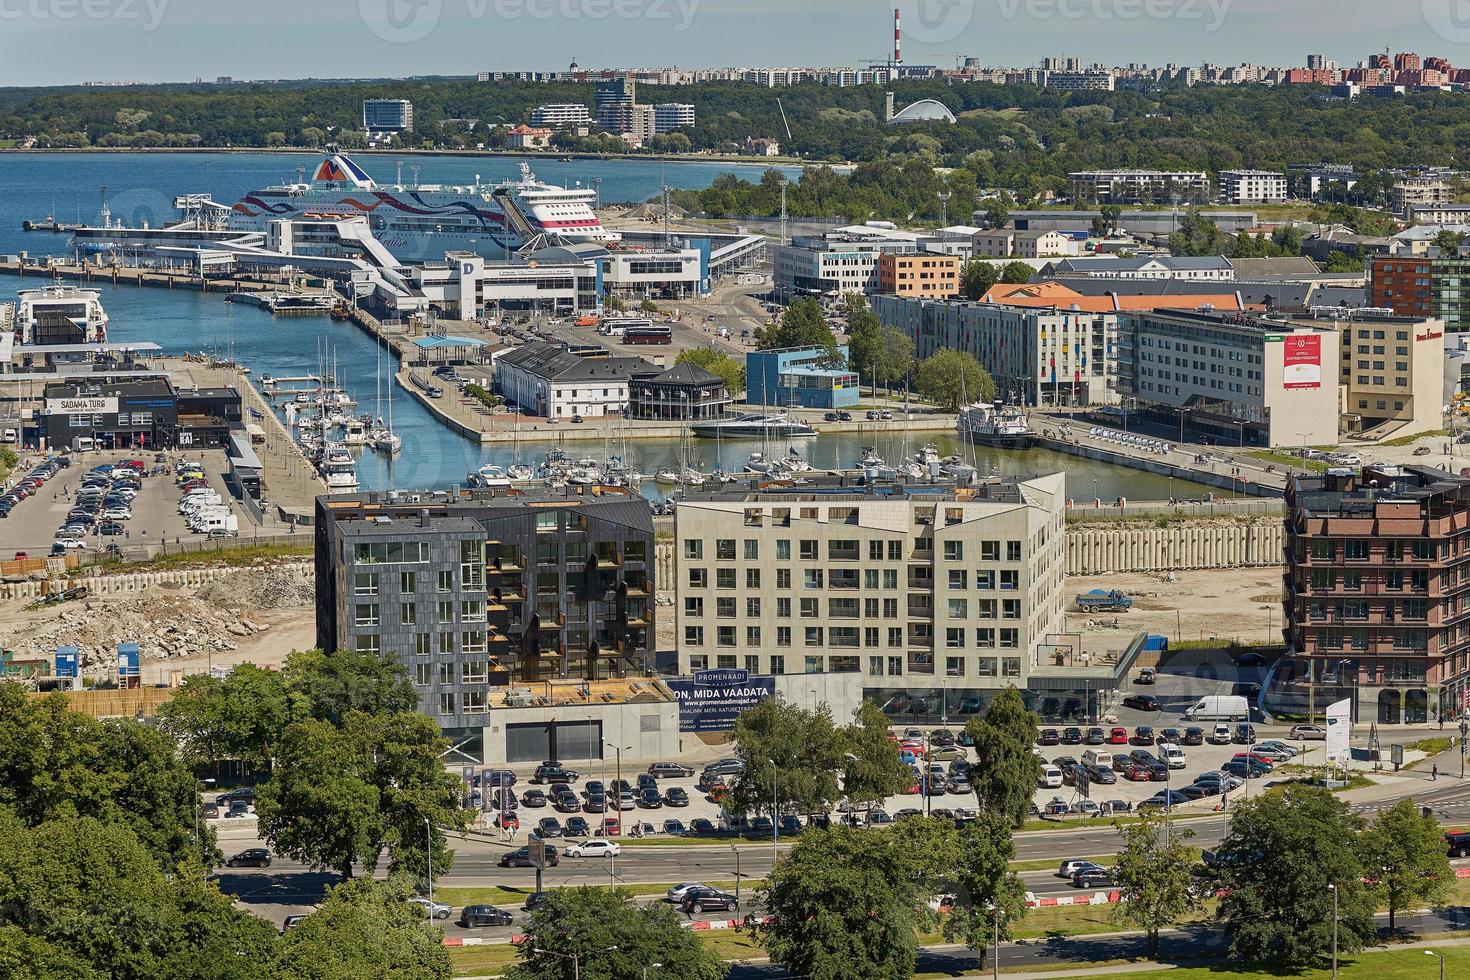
xmin=225 ymin=292 xmax=337 ymax=316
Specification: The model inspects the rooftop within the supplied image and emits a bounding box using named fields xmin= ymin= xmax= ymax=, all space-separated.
xmin=1291 ymin=465 xmax=1470 ymax=517
xmin=679 ymin=472 xmax=1060 ymax=506
xmin=497 ymin=341 xmax=657 ymax=382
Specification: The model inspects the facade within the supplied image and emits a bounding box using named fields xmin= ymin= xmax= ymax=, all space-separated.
xmin=531 ymin=103 xmax=591 ymax=128
xmin=602 ymin=245 xmax=710 ymax=300
xmin=1068 ymin=170 xmax=1211 ymax=205
xmin=745 ymin=345 xmax=860 ymax=410
xmin=1289 ymin=164 xmax=1361 ymax=201
xmin=972 ymin=229 xmax=1074 ymax=259
xmin=1324 ymin=309 xmax=1446 ymax=438
xmin=314 ymin=488 xmax=656 ymax=757
xmin=1393 ymin=177 xmax=1453 ymax=218
xmin=627 ymin=361 xmax=733 ymax=420
xmin=493 ymin=342 xmax=657 ymax=418
xmin=362 ymin=99 xmax=414 ymax=134
xmin=1410 ymin=205 xmax=1470 ymax=225
xmin=411 ymin=253 xmax=603 ymax=318
xmin=1115 ymin=308 xmax=1341 ymax=447
xmin=1370 ymin=255 xmax=1470 ymax=334
xmin=42 ymin=377 xmax=241 ymax=451
xmin=744 ymin=137 xmax=781 ymax=156
xmin=652 ymin=103 xmax=695 ymax=133
xmin=1218 ymin=170 xmax=1288 ymax=205
xmin=876 ymin=252 xmax=960 ymax=298
xmin=772 ymin=235 xmax=916 ymax=296
xmin=1280 ymin=465 xmax=1470 ymax=726
xmin=505 ymin=125 xmax=552 ymax=150
xmin=872 ymin=294 xmax=1118 ymax=407
xmin=593 ymin=77 xmax=636 ymax=128
xmin=673 ymin=474 xmax=1070 ymax=708
xmin=1044 ymin=70 xmax=1115 ymax=91
xmin=1039 ymin=256 xmax=1236 ymax=281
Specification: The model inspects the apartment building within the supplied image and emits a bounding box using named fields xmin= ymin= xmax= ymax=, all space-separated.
xmin=1068 ymin=170 xmax=1211 ymax=206
xmin=1040 ymin=256 xmax=1236 ymax=281
xmin=1280 ymin=466 xmax=1470 ymax=725
xmin=1409 ymin=204 xmax=1470 ymax=225
xmin=1392 ymin=177 xmax=1453 ymax=218
xmin=771 ymin=235 xmax=916 ymax=296
xmin=1218 ymin=170 xmax=1288 ymax=205
xmin=1115 ymin=308 xmax=1341 ymax=446
xmin=531 ymin=103 xmax=591 ymax=129
xmin=1370 ymin=255 xmax=1470 ymax=333
xmin=362 ymin=99 xmax=413 ymax=134
xmin=1322 ymin=309 xmax=1445 ymax=438
xmin=1043 ymin=70 xmax=1115 ymax=91
xmin=876 ymin=252 xmax=960 ymax=298
xmin=494 ymin=342 xmax=657 ymax=418
xmin=972 ymin=230 xmax=1075 ymax=259
xmin=314 ymin=488 xmax=656 ymax=755
xmin=674 ymin=475 xmax=1068 ymax=712
xmin=653 ymin=103 xmax=695 ymax=132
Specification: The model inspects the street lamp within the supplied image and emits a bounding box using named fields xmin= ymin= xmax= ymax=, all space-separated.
xmin=425 ymin=817 xmax=434 ymax=922
xmin=1426 ymin=950 xmax=1445 ymax=980
xmin=532 ymin=945 xmax=618 ymax=980
xmin=1461 ymin=718 xmax=1468 ymax=779
xmin=767 ymin=757 xmax=778 ymax=866
xmin=991 ymin=907 xmax=1004 ymax=980
xmin=604 ymin=741 xmax=632 ymax=886
xmin=1328 ymin=883 xmax=1338 ymax=980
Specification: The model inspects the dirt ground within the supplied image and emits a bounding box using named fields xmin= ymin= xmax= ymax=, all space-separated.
xmin=1064 ymin=566 xmax=1286 ymax=646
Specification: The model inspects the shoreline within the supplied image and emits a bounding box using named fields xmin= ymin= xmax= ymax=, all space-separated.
xmin=0 ymin=146 xmax=816 ymax=167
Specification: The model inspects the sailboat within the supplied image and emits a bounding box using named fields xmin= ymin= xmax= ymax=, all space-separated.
xmin=372 ymin=342 xmax=402 ymax=455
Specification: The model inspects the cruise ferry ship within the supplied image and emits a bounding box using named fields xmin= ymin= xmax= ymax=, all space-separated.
xmin=225 ymin=151 xmax=620 ymax=262
xmin=14 ymin=286 xmax=109 ymax=344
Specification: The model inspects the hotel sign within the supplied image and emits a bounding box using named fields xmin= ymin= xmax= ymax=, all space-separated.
xmin=47 ymin=397 xmax=117 ymax=416
xmin=1281 ymin=335 xmax=1322 ymax=390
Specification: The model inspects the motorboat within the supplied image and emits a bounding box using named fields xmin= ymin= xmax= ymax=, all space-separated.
xmin=744 ymin=452 xmax=775 ymax=474
xmin=690 ymin=414 xmax=817 ymax=439
xmin=958 ymin=403 xmax=1036 ymax=449
xmin=914 ymin=444 xmax=941 ymax=466
xmin=319 ymin=446 xmax=358 ymax=491
xmin=471 ymin=464 xmax=512 ymax=489
xmin=653 ymin=468 xmax=681 ymax=485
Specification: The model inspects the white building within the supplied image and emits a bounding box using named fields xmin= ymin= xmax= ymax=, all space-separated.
xmin=1069 ymin=170 xmax=1211 ymax=205
xmin=531 ymin=103 xmax=591 ymax=128
xmin=1044 ymin=70 xmax=1115 ymax=91
xmin=1408 ymin=204 xmax=1470 ymax=225
xmin=493 ymin=342 xmax=657 ymax=419
xmin=362 ymin=99 xmax=413 ymax=134
xmin=1218 ymin=170 xmax=1288 ymax=205
xmin=653 ymin=103 xmax=695 ymax=133
xmin=1040 ymin=256 xmax=1236 ymax=281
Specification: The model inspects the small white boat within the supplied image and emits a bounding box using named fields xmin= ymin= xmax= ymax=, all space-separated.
xmin=654 ymin=468 xmax=681 ymax=485
xmin=320 ymin=446 xmax=359 ymax=491
xmin=680 ymin=468 xmax=708 ymax=487
xmin=857 ymin=447 xmax=886 ymax=468
xmin=567 ymin=468 xmax=597 ymax=486
xmin=372 ymin=429 xmax=402 ymax=455
xmin=507 ymin=464 xmax=535 ymax=481
xmin=914 ymin=444 xmax=940 ymax=465
xmin=782 ymin=448 xmax=812 ymax=473
xmin=343 ymin=418 xmax=369 ymax=446
xmin=744 ymin=452 xmax=774 ymax=474
xmin=473 ymin=465 xmax=512 ymax=489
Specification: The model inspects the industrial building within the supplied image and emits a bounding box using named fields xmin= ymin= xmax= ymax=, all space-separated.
xmin=40 ymin=376 xmax=243 ymax=452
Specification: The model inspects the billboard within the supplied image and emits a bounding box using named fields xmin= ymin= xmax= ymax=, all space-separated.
xmin=1325 ymin=697 xmax=1352 ymax=762
xmin=1282 ymin=334 xmax=1322 ymax=389
xmin=46 ymin=396 xmax=118 ymax=416
xmin=666 ymin=669 xmax=777 ymax=732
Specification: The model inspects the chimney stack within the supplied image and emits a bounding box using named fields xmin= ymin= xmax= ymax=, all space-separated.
xmin=893 ymin=7 xmax=902 ymax=66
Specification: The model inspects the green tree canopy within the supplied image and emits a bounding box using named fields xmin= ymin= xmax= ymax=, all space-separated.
xmin=283 ymin=648 xmax=419 ymax=726
xmin=158 ymin=663 xmax=293 ymax=768
xmin=507 ymin=886 xmax=725 ymax=980
xmin=1111 ymin=813 xmax=1200 ymax=957
xmin=984 ymin=192 xmax=1012 ymax=230
xmin=964 ymin=687 xmax=1042 ymax=829
xmin=942 ymin=812 xmax=1028 ymax=966
xmin=674 ymin=346 xmax=745 ymax=396
xmin=915 ymin=349 xmax=996 ymax=410
xmin=961 ymin=259 xmax=1000 ymax=300
xmin=1209 ymin=786 xmax=1376 ymax=966
xmin=840 ymin=700 xmax=913 ymax=810
xmin=755 ymin=296 xmax=836 ymax=353
xmin=731 ymin=696 xmax=845 ymax=817
xmin=0 ymin=927 xmax=102 ymax=980
xmin=1358 ymin=799 xmax=1454 ymax=935
xmin=271 ymin=877 xmax=450 ymax=980
xmin=999 ymin=261 xmax=1035 ymax=284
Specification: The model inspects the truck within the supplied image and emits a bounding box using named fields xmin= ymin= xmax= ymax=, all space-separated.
xmin=1184 ymin=694 xmax=1251 ymax=721
xmin=1075 ymin=589 xmax=1133 ymax=613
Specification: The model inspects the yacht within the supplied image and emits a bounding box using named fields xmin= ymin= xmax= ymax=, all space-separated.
xmin=744 ymin=452 xmax=774 ymax=474
xmin=781 ymin=448 xmax=812 ymax=473
xmin=372 ymin=428 xmax=402 ymax=455
xmin=690 ymin=414 xmax=818 ymax=440
xmin=680 ymin=468 xmax=708 ymax=487
xmin=507 ymin=463 xmax=535 ymax=481
xmin=471 ymin=464 xmax=512 ymax=489
xmin=958 ymin=403 xmax=1035 ymax=449
xmin=319 ymin=446 xmax=359 ymax=491
xmin=343 ymin=417 xmax=369 ymax=446
xmin=653 ymin=468 xmax=681 ymax=485
xmin=914 ymin=444 xmax=941 ymax=466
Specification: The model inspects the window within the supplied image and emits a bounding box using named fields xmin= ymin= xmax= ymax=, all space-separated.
xmin=770 ymin=655 xmax=785 ymax=674
xmin=829 ymin=597 xmax=860 ymax=618
xmin=462 ymin=660 xmax=487 ymax=684
xmin=746 ymin=626 xmax=762 ymax=646
xmin=829 ymin=540 xmax=859 ymax=561
xmin=413 ymin=663 xmax=431 ymax=687
xmin=869 ymin=656 xmax=884 ymax=676
xmin=717 ymin=597 xmax=737 ymax=618
xmin=830 ymin=627 xmax=859 ymax=648
xmin=980 ymin=541 xmax=1000 ymax=561
xmin=945 ymin=627 xmax=966 ymax=648
xmin=688 ymin=568 xmax=708 ymax=589
xmin=777 ymin=569 xmax=792 ymax=590
xmin=800 ymin=540 xmax=819 ymax=560
xmin=883 ymin=569 xmax=899 ymax=589
xmin=353 ymin=573 xmax=379 ymax=596
xmin=777 ymin=597 xmax=791 ymax=617
xmin=943 ymin=541 xmax=964 ymax=561
xmin=684 ymin=626 xmax=704 ymax=646
xmin=716 ymin=568 xmax=736 ymax=589
xmin=803 ymin=569 xmax=824 ymax=589
xmin=864 ymin=626 xmax=880 ymax=647
xmin=776 ymin=626 xmax=792 ymax=647
xmin=353 ymin=541 xmax=430 ymax=564
xmin=805 ymin=655 xmax=824 ymax=673
xmin=946 ymin=656 xmax=964 ymax=678
xmin=437 ymin=600 xmax=454 ymax=624
xmin=1000 ymin=629 xmax=1019 ymax=649
xmin=746 ymin=597 xmax=762 ymax=618
xmin=948 ymin=569 xmax=968 ymax=590
xmin=830 ymin=569 xmax=859 ymax=590
xmin=1007 ymin=541 xmax=1022 ymax=561
xmin=460 ymin=599 xmax=486 ymax=623
xmin=414 ymin=634 xmax=431 ymax=656
xmin=684 ymin=539 xmax=703 ymax=560
xmin=1345 ymin=540 xmax=1370 ymax=561
xmin=354 ymin=604 xmax=380 ymax=627
xmin=1000 ymin=570 xmax=1019 ymax=591
xmin=805 ymin=627 xmax=824 ymax=647
xmin=744 ymin=539 xmax=759 ymax=560
xmin=437 ymin=570 xmax=454 ymax=593
xmin=888 ymin=627 xmax=904 ymax=648
xmin=685 ymin=596 xmax=704 ymax=618
xmin=401 ymin=603 xmax=417 ymax=626
xmin=1002 ymin=599 xmax=1021 ymax=619
xmin=461 ymin=631 xmax=486 ymax=654
xmin=776 ymin=540 xmax=791 ymax=561
xmin=400 ymin=571 xmax=416 ymax=594
xmin=869 ymin=540 xmax=885 ymax=561
xmin=438 ymin=632 xmax=454 ymax=655
xmin=975 ymin=570 xmax=995 ymax=590
xmin=800 ymin=598 xmax=819 ymax=618
xmin=462 ymin=692 xmax=487 ymax=714
xmin=1002 ymin=656 xmax=1021 ymax=676
xmin=948 ymin=598 xmax=968 ymax=618
xmin=718 ymin=626 xmax=737 ymax=647
xmin=689 ymin=654 xmax=708 ymax=671
xmin=439 ymin=692 xmax=456 ymax=716
xmin=716 ymin=539 xmax=736 ymax=560
xmin=977 ymin=657 xmax=997 ymax=677
xmin=746 ymin=568 xmax=761 ymax=589
xmin=888 ymin=541 xmax=903 ymax=561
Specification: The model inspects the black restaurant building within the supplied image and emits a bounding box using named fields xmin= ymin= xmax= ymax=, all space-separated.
xmin=41 ymin=377 xmax=243 ymax=451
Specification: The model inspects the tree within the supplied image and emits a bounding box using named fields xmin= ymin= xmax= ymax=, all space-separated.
xmin=960 ymin=259 xmax=999 ymax=300
xmin=283 ymin=648 xmax=419 ymax=727
xmin=506 ymin=887 xmax=724 ymax=980
xmin=158 ymin=663 xmax=293 ymax=768
xmin=1434 ymin=229 xmax=1464 ymax=256
xmin=0 ymin=927 xmax=102 ymax=980
xmin=943 ymin=812 xmax=1028 ymax=967
xmin=872 ymin=325 xmax=915 ymax=393
xmin=675 ymin=346 xmax=745 ymax=396
xmin=759 ymin=824 xmax=941 ymax=980
xmin=1210 ymin=786 xmax=1376 ymax=966
xmin=731 ymin=696 xmax=845 ymax=818
xmin=639 ymin=298 xmax=660 ymax=313
xmin=1099 ymin=204 xmax=1123 ymax=235
xmin=1000 ymin=261 xmax=1034 ymax=284
xmin=915 ymin=349 xmax=996 ymax=410
xmin=984 ymin=192 xmax=1012 ymax=230
xmin=755 ymin=296 xmax=836 ymax=353
xmin=271 ymin=877 xmax=450 ymax=980
xmin=840 ymin=701 xmax=912 ymax=812
xmin=1325 ymin=250 xmax=1364 ymax=273
xmin=1358 ymin=799 xmax=1454 ymax=936
xmin=1110 ymin=813 xmax=1200 ymax=957
xmin=964 ymin=687 xmax=1042 ymax=829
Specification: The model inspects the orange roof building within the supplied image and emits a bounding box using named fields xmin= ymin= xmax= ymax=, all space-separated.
xmin=978 ymin=281 xmax=1255 ymax=313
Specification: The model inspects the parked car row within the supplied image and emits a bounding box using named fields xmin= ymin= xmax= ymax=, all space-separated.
xmin=1 ymin=453 xmax=70 ymax=528
xmin=54 ymin=459 xmax=145 ymax=549
xmin=176 ymin=461 xmax=238 ymax=537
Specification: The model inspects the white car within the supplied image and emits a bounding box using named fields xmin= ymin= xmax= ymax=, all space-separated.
xmin=664 ymin=881 xmax=708 ymax=902
xmin=52 ymin=538 xmax=88 ymax=550
xmin=566 ymin=840 xmax=621 ymax=858
xmin=101 ymin=508 xmax=132 ymax=521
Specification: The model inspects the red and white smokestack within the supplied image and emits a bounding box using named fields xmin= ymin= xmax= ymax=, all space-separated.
xmin=893 ymin=7 xmax=902 ymax=65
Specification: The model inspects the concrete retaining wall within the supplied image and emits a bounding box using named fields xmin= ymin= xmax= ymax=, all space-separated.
xmin=1065 ymin=520 xmax=1284 ymax=575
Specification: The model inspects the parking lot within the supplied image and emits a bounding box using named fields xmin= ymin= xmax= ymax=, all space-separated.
xmin=0 ymin=448 xmax=255 ymax=559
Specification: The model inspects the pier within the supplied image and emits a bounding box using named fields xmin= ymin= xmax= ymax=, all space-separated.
xmin=1032 ymin=423 xmax=1288 ymax=499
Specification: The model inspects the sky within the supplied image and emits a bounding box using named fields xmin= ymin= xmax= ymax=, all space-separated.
xmin=0 ymin=0 xmax=1466 ymax=87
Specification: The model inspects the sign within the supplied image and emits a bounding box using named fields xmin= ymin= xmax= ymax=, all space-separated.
xmin=1282 ymin=334 xmax=1322 ymax=390
xmin=479 ymin=769 xmax=494 ymax=813
xmin=667 ymin=669 xmax=777 ymax=732
xmin=1418 ymin=329 xmax=1444 ymax=342
xmin=46 ymin=397 xmax=117 ymax=416
xmin=528 ymin=832 xmax=547 ymax=870
xmin=1325 ymin=697 xmax=1352 ymax=762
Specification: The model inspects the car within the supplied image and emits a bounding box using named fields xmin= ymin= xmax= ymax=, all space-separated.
xmin=1445 ymin=831 xmax=1470 ymax=858
xmin=582 ymin=780 xmax=605 ymax=798
xmin=1231 ymin=752 xmax=1275 ymax=769
xmin=1131 ymin=726 xmax=1156 ymax=746
xmin=1185 ymin=782 xmax=1220 ymax=798
xmin=688 ymin=818 xmax=717 ymax=836
xmin=570 ymin=415 xmax=584 ymax=424
xmin=491 ymin=812 xmax=520 ymax=831
xmin=1233 ymin=723 xmax=1257 ymax=745
xmin=521 ymin=789 xmax=548 ymax=808
xmin=1058 ymin=859 xmax=1103 ymax=878
xmin=225 ymin=800 xmax=253 ymax=818
xmin=53 ymin=526 xmax=85 ymax=540
xmin=666 ymin=881 xmax=711 ymax=902
xmin=1256 ymin=739 xmax=1300 ymax=757
xmin=663 ymin=819 xmax=688 ymax=835
xmin=1172 ymin=785 xmax=1209 ymax=803
xmin=566 ymin=840 xmax=621 ymax=858
xmin=637 ymin=788 xmax=664 ymax=808
xmin=201 ymin=802 xmax=220 ymax=819
xmin=599 ymin=817 xmax=622 ymax=837
xmin=216 ymin=787 xmax=256 ymax=804
xmin=1207 ymin=725 xmax=1233 ymax=745
xmin=225 ymin=848 xmax=271 ymax=868
xmin=98 ymin=522 xmax=125 ymax=536
xmin=682 ymin=889 xmax=739 ymax=913
xmin=1289 ymin=724 xmax=1327 ymax=741
xmin=1221 ymin=759 xmax=1269 ymax=779
xmin=949 ymin=774 xmax=973 ymax=793
xmin=615 ymin=790 xmax=637 ymax=811
xmin=664 ymin=787 xmax=689 ymax=807
xmin=778 ymin=814 xmax=803 ymax=836
xmin=554 ymin=793 xmax=581 ymax=814
xmin=1123 ymin=694 xmax=1160 ymax=711
xmin=1074 ymin=799 xmax=1101 ymax=818
xmin=1248 ymin=745 xmax=1292 ymax=763
xmin=703 ymin=757 xmax=745 ymax=777
xmin=1101 ymin=799 xmax=1133 ymax=814
xmin=565 ymin=816 xmax=591 ymax=836
xmin=1043 ymin=797 xmax=1071 ymax=816
xmin=100 ymin=508 xmax=131 ymax=521
xmin=1182 ymin=726 xmax=1205 ymax=746
xmin=533 ymin=764 xmax=579 ymax=784
xmin=748 ymin=815 xmax=776 ymax=836
xmin=1084 ymin=727 xmax=1106 ymax=745
xmin=1159 ymin=727 xmax=1183 ymax=744
xmin=1072 ymin=867 xmax=1114 ymax=888
xmin=499 ymin=846 xmax=559 ymax=868
xmin=648 ymin=761 xmax=695 ymax=778
xmin=1107 ymin=726 xmax=1130 ymax=744
xmin=867 ymin=809 xmax=894 ymax=826
xmin=282 ymin=914 xmax=309 ymax=931
xmin=1084 ymin=764 xmax=1116 ymax=785
xmin=1138 ymin=790 xmax=1189 ymax=810
xmin=536 ymin=817 xmax=563 ymax=838
xmin=458 ymin=905 xmax=513 ymax=928
xmin=581 ymin=793 xmax=606 ymax=813
xmin=1038 ymin=728 xmax=1060 ymax=746
xmin=1121 ymin=760 xmax=1154 ymax=781
xmin=409 ymin=897 xmax=454 ymax=920
xmin=207 ymin=527 xmax=239 ymax=540
xmin=1061 ymin=727 xmax=1083 ymax=745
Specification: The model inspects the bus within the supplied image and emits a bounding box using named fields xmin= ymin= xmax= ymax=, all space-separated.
xmin=622 ymin=324 xmax=673 ymax=345
xmin=565 ymin=344 xmax=610 ymax=359
xmin=598 ymin=316 xmax=653 ymax=337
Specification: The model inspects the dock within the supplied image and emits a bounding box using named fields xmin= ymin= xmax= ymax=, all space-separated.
xmin=20 ymin=219 xmax=83 ymax=233
xmin=1032 ymin=423 xmax=1287 ymax=498
xmin=226 ymin=291 xmax=338 ymax=316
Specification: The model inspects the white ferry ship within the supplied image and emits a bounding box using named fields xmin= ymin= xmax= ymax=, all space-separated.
xmin=225 ymin=151 xmax=620 ymax=262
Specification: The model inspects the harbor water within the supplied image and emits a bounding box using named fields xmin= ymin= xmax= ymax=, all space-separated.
xmin=0 ymin=152 xmax=1208 ymax=501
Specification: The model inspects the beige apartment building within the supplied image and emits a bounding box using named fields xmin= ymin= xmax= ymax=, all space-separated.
xmin=674 ymin=475 xmax=1071 ymax=714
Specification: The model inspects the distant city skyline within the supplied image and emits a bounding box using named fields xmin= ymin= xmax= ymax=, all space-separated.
xmin=0 ymin=1 xmax=1464 ymax=88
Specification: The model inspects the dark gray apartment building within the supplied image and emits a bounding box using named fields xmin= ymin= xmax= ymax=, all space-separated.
xmin=315 ymin=486 xmax=655 ymax=752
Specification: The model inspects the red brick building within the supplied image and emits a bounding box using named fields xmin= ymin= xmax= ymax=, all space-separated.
xmin=1368 ymin=256 xmax=1433 ymax=319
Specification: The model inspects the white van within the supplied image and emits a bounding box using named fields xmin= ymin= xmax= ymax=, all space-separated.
xmin=1184 ymin=694 xmax=1250 ymax=721
xmin=0 ymin=428 xmax=15 ymax=445
xmin=1159 ymin=743 xmax=1187 ymax=769
xmin=1081 ymin=749 xmax=1113 ymax=771
xmin=1039 ymin=765 xmax=1063 ymax=789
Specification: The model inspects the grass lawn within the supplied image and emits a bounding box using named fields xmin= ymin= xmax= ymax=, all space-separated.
xmin=1076 ymin=946 xmax=1470 ymax=980
xmin=1380 ymin=429 xmax=1448 ymax=447
xmin=1246 ymin=449 xmax=1327 ymax=473
xmin=447 ymin=943 xmax=521 ymax=977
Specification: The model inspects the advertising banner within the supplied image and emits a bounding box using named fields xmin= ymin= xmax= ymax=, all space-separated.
xmin=1282 ymin=334 xmax=1322 ymax=389
xmin=46 ymin=396 xmax=117 ymax=416
xmin=1325 ymin=697 xmax=1352 ymax=762
xmin=666 ymin=669 xmax=776 ymax=732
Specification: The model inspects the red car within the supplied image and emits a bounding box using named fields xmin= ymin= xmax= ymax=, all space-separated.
xmin=600 ymin=817 xmax=622 ymax=837
xmin=1122 ymin=761 xmax=1153 ymax=782
xmin=1107 ymin=727 xmax=1129 ymax=744
xmin=1231 ymin=752 xmax=1274 ymax=769
xmin=492 ymin=813 xmax=520 ymax=831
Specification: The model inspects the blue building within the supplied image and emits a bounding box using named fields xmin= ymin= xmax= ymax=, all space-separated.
xmin=745 ymin=345 xmax=860 ymax=410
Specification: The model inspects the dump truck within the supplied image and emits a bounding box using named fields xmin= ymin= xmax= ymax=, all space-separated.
xmin=1075 ymin=589 xmax=1133 ymax=612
